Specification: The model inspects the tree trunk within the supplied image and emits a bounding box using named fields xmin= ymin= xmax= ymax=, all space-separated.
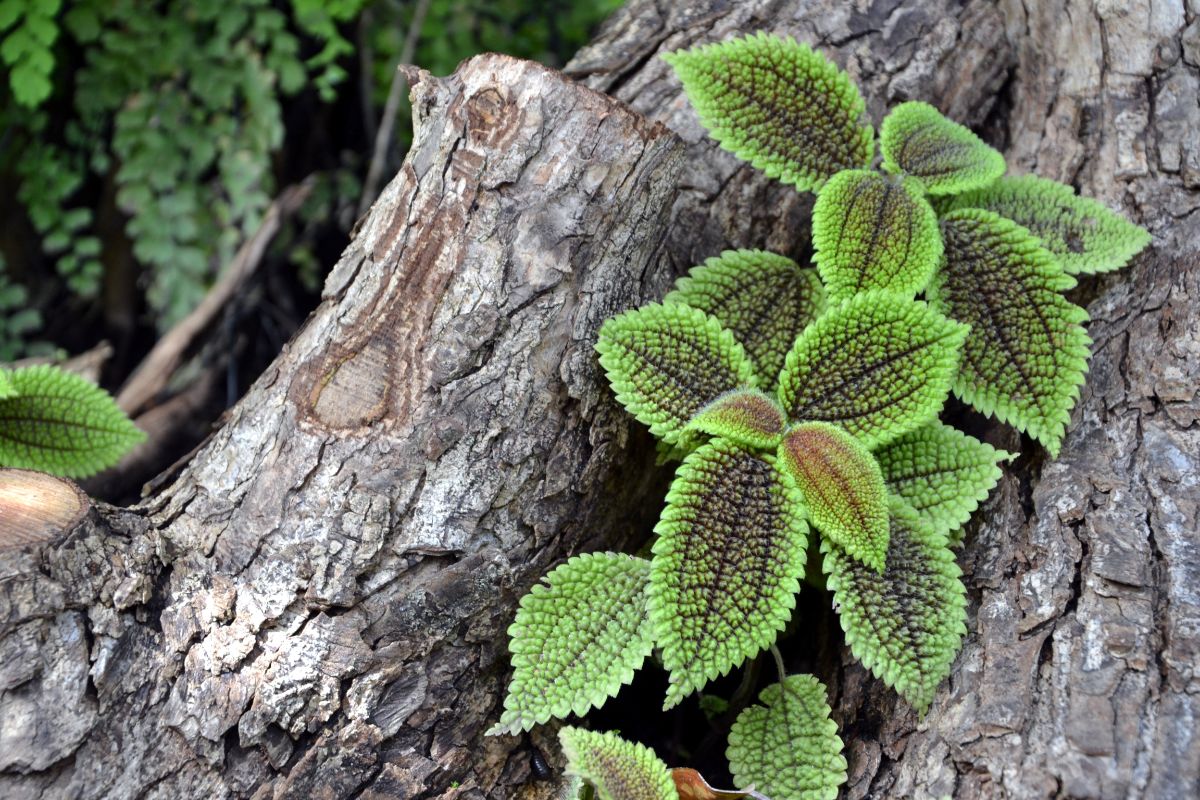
xmin=2 ymin=3 xmax=1196 ymax=799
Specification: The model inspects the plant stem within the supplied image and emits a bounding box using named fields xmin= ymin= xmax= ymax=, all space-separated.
xmin=770 ymin=644 xmax=787 ymax=682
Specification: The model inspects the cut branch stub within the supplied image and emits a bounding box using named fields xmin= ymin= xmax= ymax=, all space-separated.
xmin=0 ymin=468 xmax=89 ymax=551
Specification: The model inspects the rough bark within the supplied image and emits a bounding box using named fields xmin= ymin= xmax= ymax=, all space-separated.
xmin=2 ymin=2 xmax=1196 ymax=799
xmin=1 ymin=55 xmax=682 ymax=799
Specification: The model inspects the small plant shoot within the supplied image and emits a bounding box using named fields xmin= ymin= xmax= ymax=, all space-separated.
xmin=490 ymin=31 xmax=1148 ymax=799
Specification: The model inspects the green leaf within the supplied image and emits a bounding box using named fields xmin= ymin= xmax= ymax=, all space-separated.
xmin=684 ymin=388 xmax=786 ymax=451
xmin=778 ymin=422 xmax=889 ymax=572
xmin=930 ymin=209 xmax=1091 ymax=456
xmin=488 ymin=553 xmax=654 ymax=736
xmin=0 ymin=369 xmax=14 ymax=400
xmin=665 ymin=250 xmax=826 ymax=390
xmin=662 ymin=33 xmax=873 ymax=192
xmin=873 ymin=421 xmax=1013 ymax=543
xmin=880 ymin=101 xmax=1005 ymax=196
xmin=777 ymin=292 xmax=968 ymax=450
xmin=942 ymin=175 xmax=1151 ymax=275
xmin=727 ymin=674 xmax=847 ymax=800
xmin=650 ymin=438 xmax=809 ymax=708
xmin=824 ymin=498 xmax=967 ymax=713
xmin=812 ymin=170 xmax=942 ymax=302
xmin=0 ymin=365 xmax=145 ymax=478
xmin=597 ymin=303 xmax=756 ymax=446
xmin=559 ymin=727 xmax=678 ymax=800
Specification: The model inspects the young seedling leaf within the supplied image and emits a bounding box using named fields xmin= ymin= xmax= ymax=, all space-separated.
xmin=662 ymin=33 xmax=873 ymax=192
xmin=930 ymin=209 xmax=1091 ymax=456
xmin=942 ymin=175 xmax=1151 ymax=275
xmin=0 ymin=369 xmax=15 ymax=400
xmin=824 ymin=498 xmax=967 ymax=713
xmin=777 ymin=292 xmax=968 ymax=450
xmin=597 ymin=303 xmax=757 ymax=446
xmin=880 ymin=101 xmax=1005 ymax=196
xmin=726 ymin=674 xmax=847 ymax=800
xmin=559 ymin=727 xmax=678 ymax=800
xmin=665 ymin=250 xmax=826 ymax=391
xmin=684 ymin=388 xmax=786 ymax=451
xmin=650 ymin=438 xmax=809 ymax=708
xmin=0 ymin=365 xmax=145 ymax=478
xmin=778 ymin=422 xmax=889 ymax=572
xmin=812 ymin=170 xmax=942 ymax=302
xmin=488 ymin=553 xmax=654 ymax=736
xmin=872 ymin=421 xmax=1013 ymax=542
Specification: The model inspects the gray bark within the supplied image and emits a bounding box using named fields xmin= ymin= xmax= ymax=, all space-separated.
xmin=1 ymin=55 xmax=682 ymax=799
xmin=2 ymin=1 xmax=1197 ymax=798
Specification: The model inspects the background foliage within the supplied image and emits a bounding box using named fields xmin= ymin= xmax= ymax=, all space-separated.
xmin=0 ymin=0 xmax=621 ymax=362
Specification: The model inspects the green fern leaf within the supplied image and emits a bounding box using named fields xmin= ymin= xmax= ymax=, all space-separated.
xmin=597 ymin=303 xmax=756 ymax=446
xmin=930 ymin=209 xmax=1091 ymax=456
xmin=778 ymin=422 xmax=889 ymax=572
xmin=873 ymin=421 xmax=1013 ymax=543
xmin=650 ymin=438 xmax=809 ymax=708
xmin=942 ymin=175 xmax=1151 ymax=275
xmin=489 ymin=553 xmax=654 ymax=736
xmin=726 ymin=674 xmax=847 ymax=800
xmin=0 ymin=369 xmax=15 ymax=400
xmin=824 ymin=498 xmax=967 ymax=713
xmin=662 ymin=34 xmax=873 ymax=193
xmin=777 ymin=292 xmax=967 ymax=450
xmin=559 ymin=727 xmax=678 ymax=800
xmin=665 ymin=250 xmax=826 ymax=390
xmin=880 ymin=102 xmax=1005 ymax=196
xmin=0 ymin=365 xmax=145 ymax=478
xmin=684 ymin=388 xmax=786 ymax=451
xmin=812 ymin=170 xmax=942 ymax=302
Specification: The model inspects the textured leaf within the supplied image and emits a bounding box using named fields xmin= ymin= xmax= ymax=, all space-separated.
xmin=873 ymin=421 xmax=1013 ymax=542
xmin=662 ymin=33 xmax=873 ymax=192
xmin=489 ymin=553 xmax=654 ymax=736
xmin=0 ymin=369 xmax=14 ymax=400
xmin=812 ymin=170 xmax=942 ymax=302
xmin=650 ymin=438 xmax=809 ymax=708
xmin=727 ymin=674 xmax=847 ymax=800
xmin=880 ymin=101 xmax=1005 ymax=196
xmin=597 ymin=303 xmax=756 ymax=445
xmin=684 ymin=388 xmax=786 ymax=451
xmin=930 ymin=209 xmax=1091 ymax=456
xmin=778 ymin=422 xmax=889 ymax=572
xmin=943 ymin=175 xmax=1151 ymax=275
xmin=0 ymin=365 xmax=145 ymax=478
xmin=777 ymin=292 xmax=968 ymax=450
xmin=665 ymin=250 xmax=826 ymax=390
xmin=559 ymin=728 xmax=678 ymax=800
xmin=824 ymin=498 xmax=967 ymax=713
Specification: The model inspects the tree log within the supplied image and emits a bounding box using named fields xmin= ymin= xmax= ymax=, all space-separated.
xmin=2 ymin=2 xmax=1197 ymax=798
xmin=1 ymin=54 xmax=682 ymax=799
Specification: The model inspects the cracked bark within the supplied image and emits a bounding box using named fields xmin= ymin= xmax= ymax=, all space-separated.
xmin=2 ymin=2 xmax=1196 ymax=798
